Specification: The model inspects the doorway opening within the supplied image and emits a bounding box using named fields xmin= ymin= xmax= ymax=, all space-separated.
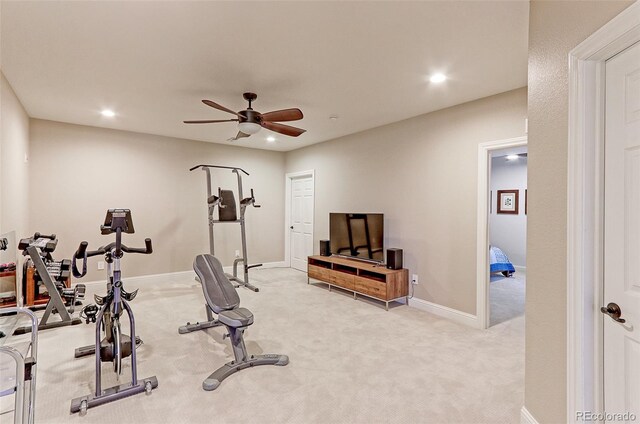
xmin=476 ymin=136 xmax=527 ymax=329
xmin=488 ymin=146 xmax=528 ymax=327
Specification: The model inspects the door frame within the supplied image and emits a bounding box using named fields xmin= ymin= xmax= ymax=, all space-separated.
xmin=284 ymin=170 xmax=315 ymax=269
xmin=476 ymin=136 xmax=528 ymax=330
xmin=567 ymin=3 xmax=640 ymax=422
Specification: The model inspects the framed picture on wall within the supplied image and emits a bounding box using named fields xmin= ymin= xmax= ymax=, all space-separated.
xmin=497 ymin=189 xmax=519 ymax=214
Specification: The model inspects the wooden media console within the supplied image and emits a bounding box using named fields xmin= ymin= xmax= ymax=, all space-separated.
xmin=307 ymin=255 xmax=409 ymax=310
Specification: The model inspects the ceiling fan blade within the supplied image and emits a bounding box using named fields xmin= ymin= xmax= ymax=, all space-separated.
xmin=227 ymin=131 xmax=251 ymax=142
xmin=183 ymin=119 xmax=238 ymax=124
xmin=261 ymin=121 xmax=306 ymax=137
xmin=261 ymin=108 xmax=304 ymax=122
xmin=202 ymin=99 xmax=241 ymax=117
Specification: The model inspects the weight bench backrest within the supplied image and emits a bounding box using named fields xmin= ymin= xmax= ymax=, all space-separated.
xmin=193 ymin=254 xmax=240 ymax=314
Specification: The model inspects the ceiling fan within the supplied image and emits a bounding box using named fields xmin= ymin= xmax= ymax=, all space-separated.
xmin=184 ymin=92 xmax=306 ymax=141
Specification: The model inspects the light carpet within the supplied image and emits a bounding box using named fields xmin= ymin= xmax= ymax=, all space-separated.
xmin=489 ymin=272 xmax=526 ymax=327
xmin=1 ymin=267 xmax=524 ymax=424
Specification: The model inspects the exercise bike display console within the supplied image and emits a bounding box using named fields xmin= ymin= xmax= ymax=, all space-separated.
xmin=70 ymin=209 xmax=158 ymax=415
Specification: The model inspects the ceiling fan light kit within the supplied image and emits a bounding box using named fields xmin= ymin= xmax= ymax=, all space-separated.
xmin=184 ymin=92 xmax=306 ymax=142
xmin=238 ymin=122 xmax=261 ymax=135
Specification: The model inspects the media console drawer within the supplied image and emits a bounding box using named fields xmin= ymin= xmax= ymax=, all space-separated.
xmin=331 ymin=272 xmax=355 ymax=290
xmin=307 ymin=255 xmax=408 ymax=310
xmin=355 ymin=276 xmax=386 ymax=298
xmin=308 ymin=265 xmax=331 ymax=281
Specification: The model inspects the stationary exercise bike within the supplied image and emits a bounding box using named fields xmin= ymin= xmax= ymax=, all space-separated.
xmin=70 ymin=209 xmax=158 ymax=415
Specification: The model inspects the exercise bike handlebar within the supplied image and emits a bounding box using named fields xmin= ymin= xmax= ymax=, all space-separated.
xmin=74 ymin=239 xmax=153 ymax=259
xmin=72 ymin=238 xmax=153 ymax=277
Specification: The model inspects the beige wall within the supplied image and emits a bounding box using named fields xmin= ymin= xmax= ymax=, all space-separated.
xmin=1 ymin=71 xmax=30 ymax=237
xmin=29 ymin=119 xmax=285 ymax=281
xmin=286 ymin=87 xmax=527 ymax=315
xmin=525 ymin=1 xmax=633 ymax=423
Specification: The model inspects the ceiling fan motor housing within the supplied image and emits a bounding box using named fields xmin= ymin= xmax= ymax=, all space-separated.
xmin=240 ymin=109 xmax=261 ymax=124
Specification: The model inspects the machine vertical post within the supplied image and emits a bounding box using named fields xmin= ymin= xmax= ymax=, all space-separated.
xmin=204 ymin=167 xmax=215 ymax=256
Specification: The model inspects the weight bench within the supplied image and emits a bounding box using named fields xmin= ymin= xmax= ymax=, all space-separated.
xmin=190 ymin=254 xmax=288 ymax=391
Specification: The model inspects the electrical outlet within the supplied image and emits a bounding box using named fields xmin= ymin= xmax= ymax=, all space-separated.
xmin=235 ymin=250 xmax=240 ymax=258
xmin=411 ymin=274 xmax=419 ymax=285
xmin=98 ymin=261 xmax=105 ymax=270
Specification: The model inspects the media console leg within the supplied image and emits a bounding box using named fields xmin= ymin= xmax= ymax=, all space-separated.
xmin=385 ymin=301 xmax=389 ymax=311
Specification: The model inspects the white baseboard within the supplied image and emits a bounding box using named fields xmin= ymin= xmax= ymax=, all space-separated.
xmin=80 ymin=262 xmax=288 ymax=286
xmin=514 ymin=265 xmax=527 ymax=273
xmin=520 ymin=407 xmax=539 ymax=424
xmin=81 ymin=270 xmax=194 ymax=286
xmin=223 ymin=261 xmax=287 ymax=273
xmin=408 ymin=296 xmax=478 ymax=328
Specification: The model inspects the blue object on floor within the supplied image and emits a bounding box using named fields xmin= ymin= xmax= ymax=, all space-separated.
xmin=489 ymin=245 xmax=516 ymax=274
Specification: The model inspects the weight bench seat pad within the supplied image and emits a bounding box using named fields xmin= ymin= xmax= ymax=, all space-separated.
xmin=193 ymin=254 xmax=240 ymax=315
xmin=218 ymin=307 xmax=254 ymax=328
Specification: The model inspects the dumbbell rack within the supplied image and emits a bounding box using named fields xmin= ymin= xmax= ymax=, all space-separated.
xmin=23 ymin=263 xmax=72 ymax=309
xmin=13 ymin=236 xmax=83 ymax=335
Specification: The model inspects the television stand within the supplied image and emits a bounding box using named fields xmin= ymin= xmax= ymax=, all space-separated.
xmin=307 ymin=255 xmax=409 ymax=310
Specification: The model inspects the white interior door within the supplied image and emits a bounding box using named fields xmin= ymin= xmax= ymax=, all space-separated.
xmin=603 ymin=41 xmax=640 ymax=418
xmin=290 ymin=175 xmax=314 ymax=271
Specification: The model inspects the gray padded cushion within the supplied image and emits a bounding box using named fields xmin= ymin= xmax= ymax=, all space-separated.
xmin=218 ymin=307 xmax=254 ymax=328
xmin=218 ymin=190 xmax=237 ymax=221
xmin=193 ymin=254 xmax=240 ymax=314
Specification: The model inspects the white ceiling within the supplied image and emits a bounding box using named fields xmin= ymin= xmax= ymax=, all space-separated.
xmin=1 ymin=1 xmax=528 ymax=152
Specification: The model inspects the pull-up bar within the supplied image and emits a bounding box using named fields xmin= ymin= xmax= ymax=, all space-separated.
xmin=189 ymin=164 xmax=250 ymax=175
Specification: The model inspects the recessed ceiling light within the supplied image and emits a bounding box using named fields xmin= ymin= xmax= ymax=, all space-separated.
xmin=329 ymin=115 xmax=339 ymax=121
xmin=266 ymin=136 xmax=276 ymax=142
xmin=429 ymin=73 xmax=447 ymax=83
xmin=101 ymin=109 xmax=115 ymax=117
xmin=506 ymin=154 xmax=519 ymax=160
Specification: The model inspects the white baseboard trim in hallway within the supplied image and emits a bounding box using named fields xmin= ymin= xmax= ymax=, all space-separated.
xmin=521 ymin=407 xmax=539 ymax=424
xmin=408 ymin=296 xmax=478 ymax=328
xmin=514 ymin=265 xmax=527 ymax=273
xmin=81 ymin=261 xmax=288 ymax=286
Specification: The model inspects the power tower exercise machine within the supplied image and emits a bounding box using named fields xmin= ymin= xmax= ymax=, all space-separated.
xmin=13 ymin=233 xmax=86 ymax=335
xmin=190 ymin=164 xmax=262 ymax=292
xmin=179 ymin=165 xmax=262 ymax=334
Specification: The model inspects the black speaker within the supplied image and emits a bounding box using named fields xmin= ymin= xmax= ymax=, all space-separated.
xmin=387 ymin=248 xmax=403 ymax=270
xmin=320 ymin=240 xmax=331 ymax=256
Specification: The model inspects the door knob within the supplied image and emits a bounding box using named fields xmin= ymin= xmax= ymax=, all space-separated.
xmin=600 ymin=302 xmax=626 ymax=323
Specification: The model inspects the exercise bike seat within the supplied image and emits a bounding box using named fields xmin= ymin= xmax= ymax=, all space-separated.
xmin=193 ymin=254 xmax=253 ymax=328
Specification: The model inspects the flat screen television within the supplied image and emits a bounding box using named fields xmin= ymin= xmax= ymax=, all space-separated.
xmin=329 ymin=213 xmax=384 ymax=262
